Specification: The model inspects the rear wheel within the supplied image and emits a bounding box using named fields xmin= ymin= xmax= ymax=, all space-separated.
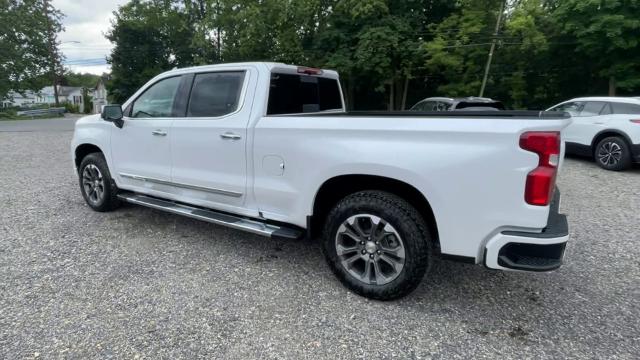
xmin=322 ymin=191 xmax=432 ymax=300
xmin=594 ymin=136 xmax=632 ymax=171
xmin=79 ymin=152 xmax=120 ymax=212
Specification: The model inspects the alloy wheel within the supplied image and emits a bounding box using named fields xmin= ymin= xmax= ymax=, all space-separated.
xmin=82 ymin=164 xmax=105 ymax=205
xmin=335 ymin=214 xmax=406 ymax=285
xmin=597 ymin=142 xmax=623 ymax=166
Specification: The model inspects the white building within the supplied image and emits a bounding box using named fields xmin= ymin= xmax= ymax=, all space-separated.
xmin=38 ymin=86 xmax=84 ymax=111
xmin=5 ymin=81 xmax=108 ymax=113
xmin=92 ymin=78 xmax=109 ymax=114
xmin=2 ymin=91 xmax=38 ymax=108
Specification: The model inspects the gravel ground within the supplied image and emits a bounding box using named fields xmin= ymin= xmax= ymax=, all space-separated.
xmin=0 ymin=129 xmax=639 ymax=359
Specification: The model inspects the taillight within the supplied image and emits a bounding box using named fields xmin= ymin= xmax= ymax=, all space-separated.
xmin=630 ymin=119 xmax=640 ymax=124
xmin=519 ymin=132 xmax=561 ymax=206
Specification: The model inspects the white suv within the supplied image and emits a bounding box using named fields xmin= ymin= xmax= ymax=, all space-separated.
xmin=547 ymin=97 xmax=640 ymax=171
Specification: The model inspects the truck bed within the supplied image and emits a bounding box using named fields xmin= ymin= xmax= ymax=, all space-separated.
xmin=279 ymin=110 xmax=569 ymax=119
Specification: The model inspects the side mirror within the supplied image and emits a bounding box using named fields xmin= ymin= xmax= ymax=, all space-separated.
xmin=101 ymin=105 xmax=124 ymax=128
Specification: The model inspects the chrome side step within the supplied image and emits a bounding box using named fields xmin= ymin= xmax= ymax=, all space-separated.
xmin=117 ymin=193 xmax=303 ymax=240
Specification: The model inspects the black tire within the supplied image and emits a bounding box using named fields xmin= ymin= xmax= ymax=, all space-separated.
xmin=321 ymin=191 xmax=432 ymax=300
xmin=78 ymin=152 xmax=120 ymax=212
xmin=594 ymin=136 xmax=632 ymax=171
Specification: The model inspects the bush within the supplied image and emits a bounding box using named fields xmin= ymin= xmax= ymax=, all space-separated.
xmin=63 ymin=102 xmax=80 ymax=113
xmin=0 ymin=108 xmax=18 ymax=119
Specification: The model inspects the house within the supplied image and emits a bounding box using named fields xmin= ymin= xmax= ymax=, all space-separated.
xmin=38 ymin=85 xmax=85 ymax=112
xmin=7 ymin=81 xmax=108 ymax=113
xmin=92 ymin=77 xmax=109 ymax=114
xmin=60 ymin=86 xmax=85 ymax=113
xmin=2 ymin=91 xmax=38 ymax=108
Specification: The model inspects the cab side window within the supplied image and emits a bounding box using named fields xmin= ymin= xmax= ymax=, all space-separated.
xmin=414 ymin=101 xmax=437 ymax=111
xmin=130 ymin=76 xmax=182 ymax=118
xmin=187 ymin=72 xmax=246 ymax=117
xmin=436 ymin=101 xmax=451 ymax=111
xmin=611 ymin=102 xmax=640 ymax=115
xmin=579 ymin=102 xmax=606 ymax=117
xmin=553 ymin=102 xmax=584 ymax=116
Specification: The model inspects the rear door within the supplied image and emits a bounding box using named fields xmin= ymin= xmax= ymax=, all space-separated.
xmin=570 ymin=101 xmax=609 ymax=145
xmin=169 ymin=68 xmax=255 ymax=213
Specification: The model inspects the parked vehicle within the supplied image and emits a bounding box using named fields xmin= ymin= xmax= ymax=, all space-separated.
xmin=547 ymin=97 xmax=640 ymax=171
xmin=72 ymin=62 xmax=570 ymax=300
xmin=410 ymin=97 xmax=505 ymax=111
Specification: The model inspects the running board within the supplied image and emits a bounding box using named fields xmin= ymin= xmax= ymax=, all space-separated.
xmin=117 ymin=193 xmax=303 ymax=240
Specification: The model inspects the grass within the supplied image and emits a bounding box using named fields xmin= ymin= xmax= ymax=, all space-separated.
xmin=0 ymin=109 xmax=66 ymax=121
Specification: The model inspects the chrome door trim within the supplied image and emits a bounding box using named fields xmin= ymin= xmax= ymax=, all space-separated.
xmin=119 ymin=173 xmax=243 ymax=198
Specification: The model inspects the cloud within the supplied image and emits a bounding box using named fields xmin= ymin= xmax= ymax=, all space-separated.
xmin=53 ymin=0 xmax=128 ymax=74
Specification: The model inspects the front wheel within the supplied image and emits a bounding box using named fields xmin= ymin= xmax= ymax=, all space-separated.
xmin=322 ymin=191 xmax=432 ymax=300
xmin=594 ymin=136 xmax=632 ymax=171
xmin=78 ymin=152 xmax=120 ymax=212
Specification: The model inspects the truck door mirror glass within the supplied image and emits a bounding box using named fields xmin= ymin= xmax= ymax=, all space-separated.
xmin=101 ymin=105 xmax=124 ymax=128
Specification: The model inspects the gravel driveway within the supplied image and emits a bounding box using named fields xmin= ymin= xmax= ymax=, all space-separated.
xmin=0 ymin=127 xmax=638 ymax=359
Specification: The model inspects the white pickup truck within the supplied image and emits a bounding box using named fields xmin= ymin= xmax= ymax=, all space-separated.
xmin=72 ymin=62 xmax=570 ymax=300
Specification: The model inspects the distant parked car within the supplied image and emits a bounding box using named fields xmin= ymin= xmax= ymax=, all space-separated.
xmin=547 ymin=97 xmax=640 ymax=171
xmin=410 ymin=97 xmax=505 ymax=111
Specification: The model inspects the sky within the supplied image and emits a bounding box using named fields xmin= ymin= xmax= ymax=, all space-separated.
xmin=54 ymin=0 xmax=128 ymax=75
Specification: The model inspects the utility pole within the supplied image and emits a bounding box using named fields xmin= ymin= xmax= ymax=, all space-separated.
xmin=216 ymin=0 xmax=222 ymax=61
xmin=479 ymin=0 xmax=506 ymax=98
xmin=43 ymin=0 xmax=60 ymax=106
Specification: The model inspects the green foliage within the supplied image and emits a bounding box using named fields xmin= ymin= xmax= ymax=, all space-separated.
xmin=553 ymin=0 xmax=640 ymax=92
xmin=63 ymin=102 xmax=79 ymax=114
xmin=104 ymin=0 xmax=640 ymax=109
xmin=0 ymin=108 xmax=18 ymax=119
xmin=106 ymin=0 xmax=184 ymax=103
xmin=0 ymin=0 xmax=63 ymax=100
xmin=81 ymin=87 xmax=93 ymax=114
xmin=424 ymin=3 xmax=498 ymax=97
xmin=62 ymin=72 xmax=101 ymax=88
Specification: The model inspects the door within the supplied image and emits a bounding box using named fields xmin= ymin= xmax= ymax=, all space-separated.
xmin=111 ymin=75 xmax=182 ymax=193
xmin=572 ymin=101 xmax=609 ymax=145
xmin=550 ymin=101 xmax=585 ymax=143
xmin=169 ymin=70 xmax=253 ymax=212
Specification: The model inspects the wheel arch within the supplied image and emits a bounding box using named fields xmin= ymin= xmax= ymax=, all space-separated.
xmin=591 ymin=130 xmax=633 ymax=154
xmin=74 ymin=143 xmax=104 ymax=172
xmin=309 ymin=174 xmax=439 ymax=250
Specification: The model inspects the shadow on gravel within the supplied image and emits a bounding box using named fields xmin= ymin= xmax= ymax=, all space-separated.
xmin=114 ymin=200 xmax=561 ymax=316
xmin=564 ymin=154 xmax=640 ymax=173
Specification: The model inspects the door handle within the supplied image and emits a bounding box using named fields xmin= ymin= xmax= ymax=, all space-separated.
xmin=151 ymin=130 xmax=167 ymax=136
xmin=220 ymin=132 xmax=242 ymax=140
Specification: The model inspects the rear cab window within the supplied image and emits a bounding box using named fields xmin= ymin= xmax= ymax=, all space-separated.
xmin=267 ymin=69 xmax=344 ymax=115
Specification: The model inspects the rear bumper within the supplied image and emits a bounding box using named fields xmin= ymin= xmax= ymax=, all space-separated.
xmin=484 ymin=191 xmax=569 ymax=272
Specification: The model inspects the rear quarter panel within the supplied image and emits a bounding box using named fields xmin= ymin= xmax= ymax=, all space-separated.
xmin=252 ymin=115 xmax=570 ymax=259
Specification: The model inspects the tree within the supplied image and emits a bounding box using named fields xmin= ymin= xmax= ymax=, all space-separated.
xmin=494 ymin=0 xmax=550 ymax=108
xmin=81 ymin=87 xmax=93 ymax=114
xmin=106 ymin=0 xmax=181 ymax=103
xmin=61 ymin=71 xmax=101 ymax=88
xmin=423 ymin=0 xmax=505 ymax=98
xmin=552 ymin=0 xmax=640 ymax=95
xmin=315 ymin=0 xmax=454 ymax=109
xmin=0 ymin=0 xmax=63 ymax=101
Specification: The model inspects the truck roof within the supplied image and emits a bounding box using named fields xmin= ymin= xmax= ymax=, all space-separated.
xmin=566 ymin=96 xmax=640 ymax=104
xmin=161 ymin=62 xmax=340 ymax=79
